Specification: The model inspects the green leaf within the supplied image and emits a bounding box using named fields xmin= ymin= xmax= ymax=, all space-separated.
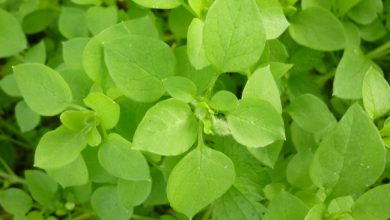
xmin=91 ymin=186 xmax=133 ymax=220
xmin=333 ymin=0 xmax=360 ymax=15
xmin=310 ymin=104 xmax=386 ymax=198
xmin=24 ymin=41 xmax=46 ymax=64
xmin=133 ymin=99 xmax=198 ymax=156
xmin=286 ymin=149 xmax=314 ymax=189
xmin=227 ymin=98 xmax=285 ymax=148
xmin=359 ymin=18 xmax=386 ymax=42
xmin=203 ymin=0 xmax=266 ymax=72
xmin=352 ymin=184 xmax=390 ymax=220
xmin=46 ymin=156 xmax=89 ymax=188
xmin=0 ymin=74 xmax=21 ymax=97
xmin=209 ymin=90 xmax=238 ymax=112
xmin=98 ymin=133 xmax=150 ymax=180
xmin=22 ymin=9 xmax=58 ymax=34
xmin=247 ymin=140 xmax=284 ymax=168
xmin=333 ymin=49 xmax=372 ymax=99
xmin=0 ymin=188 xmax=32 ymax=215
xmin=163 ymin=76 xmax=197 ymax=103
xmin=25 ymin=170 xmax=58 ymax=205
xmin=34 ymin=126 xmax=87 ymax=169
xmin=168 ymin=6 xmax=193 ymax=39
xmin=84 ymin=92 xmax=120 ymax=129
xmin=289 ymin=7 xmax=345 ymax=51
xmin=58 ymin=68 xmax=93 ymax=105
xmin=86 ymin=6 xmax=117 ymax=35
xmin=13 ymin=63 xmax=72 ymax=116
xmin=132 ymin=0 xmax=181 ymax=9
xmin=0 ymin=9 xmax=27 ymax=58
xmin=256 ymin=0 xmax=289 ymax=39
xmin=242 ymin=66 xmax=282 ymax=114
xmin=327 ymin=196 xmax=354 ymax=215
xmin=362 ymin=67 xmax=390 ymax=119
xmin=71 ymin=0 xmax=101 ymax=5
xmin=63 ymin=38 xmax=90 ymax=68
xmin=15 ymin=100 xmax=40 ymax=132
xmin=348 ymin=0 xmax=381 ymax=25
xmin=104 ymin=35 xmax=175 ymax=102
xmin=286 ymin=94 xmax=337 ymax=136
xmin=187 ymin=18 xmax=210 ymax=70
xmin=264 ymin=191 xmax=309 ymax=220
xmin=82 ymin=147 xmax=114 ymax=183
xmin=212 ymin=187 xmax=263 ymax=220
xmin=167 ymin=147 xmax=235 ymax=218
xmin=117 ymin=179 xmax=152 ymax=208
xmin=58 ymin=7 xmax=88 ymax=39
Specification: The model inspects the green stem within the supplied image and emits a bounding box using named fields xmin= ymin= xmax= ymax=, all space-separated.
xmin=131 ymin=214 xmax=159 ymax=220
xmin=0 ymin=135 xmax=32 ymax=149
xmin=0 ymin=171 xmax=26 ymax=185
xmin=197 ymin=123 xmax=204 ymax=149
xmin=366 ymin=41 xmax=390 ymax=59
xmin=0 ymin=120 xmax=32 ymax=145
xmin=0 ymin=157 xmax=15 ymax=176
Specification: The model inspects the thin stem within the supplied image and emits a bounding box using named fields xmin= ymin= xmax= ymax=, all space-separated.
xmin=366 ymin=41 xmax=390 ymax=59
xmin=0 ymin=171 xmax=26 ymax=185
xmin=0 ymin=135 xmax=32 ymax=149
xmin=0 ymin=157 xmax=15 ymax=176
xmin=0 ymin=120 xmax=32 ymax=145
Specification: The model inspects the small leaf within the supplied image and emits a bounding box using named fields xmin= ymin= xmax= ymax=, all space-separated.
xmin=203 ymin=0 xmax=266 ymax=72
xmin=91 ymin=186 xmax=133 ymax=220
xmin=63 ymin=38 xmax=90 ymax=68
xmin=24 ymin=41 xmax=46 ymax=64
xmin=98 ymin=133 xmax=150 ymax=181
xmin=117 ymin=179 xmax=152 ymax=208
xmin=163 ymin=76 xmax=197 ymax=103
xmin=209 ymin=90 xmax=238 ymax=112
xmin=0 ymin=9 xmax=27 ymax=58
xmin=0 ymin=74 xmax=21 ymax=97
xmin=348 ymin=0 xmax=381 ymax=25
xmin=362 ymin=67 xmax=390 ymax=119
xmin=13 ymin=63 xmax=72 ymax=116
xmin=46 ymin=156 xmax=89 ymax=188
xmin=15 ymin=101 xmax=40 ymax=132
xmin=104 ymin=35 xmax=175 ymax=102
xmin=247 ymin=140 xmax=284 ymax=168
xmin=84 ymin=92 xmax=120 ymax=129
xmin=34 ymin=126 xmax=87 ymax=169
xmin=352 ymin=184 xmax=390 ymax=220
xmin=22 ymin=9 xmax=58 ymax=35
xmin=264 ymin=191 xmax=309 ymax=220
xmin=167 ymin=147 xmax=235 ymax=218
xmin=25 ymin=170 xmax=58 ymax=205
xmin=0 ymin=188 xmax=32 ymax=215
xmin=289 ymin=7 xmax=345 ymax=51
xmin=60 ymin=110 xmax=96 ymax=132
xmin=133 ymin=99 xmax=198 ymax=156
xmin=86 ymin=6 xmax=117 ymax=35
xmin=227 ymin=98 xmax=285 ymax=148
xmin=59 ymin=7 xmax=88 ymax=39
xmin=132 ymin=0 xmax=181 ymax=9
xmin=187 ymin=18 xmax=210 ymax=70
xmin=256 ymin=0 xmax=289 ymax=39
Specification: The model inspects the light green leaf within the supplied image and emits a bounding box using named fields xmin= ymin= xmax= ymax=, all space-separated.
xmin=362 ymin=67 xmax=390 ymax=119
xmin=333 ymin=0 xmax=360 ymax=15
xmin=302 ymin=0 xmax=331 ymax=9
xmin=212 ymin=187 xmax=262 ymax=220
xmin=168 ymin=6 xmax=193 ymax=39
xmin=132 ymin=0 xmax=181 ymax=9
xmin=333 ymin=49 xmax=372 ymax=99
xmin=286 ymin=94 xmax=337 ymax=136
xmin=71 ymin=0 xmax=101 ymax=5
xmin=256 ymin=0 xmax=289 ymax=39
xmin=86 ymin=6 xmax=117 ymax=35
xmin=167 ymin=147 xmax=235 ymax=218
xmin=91 ymin=186 xmax=133 ymax=220
xmin=289 ymin=7 xmax=345 ymax=51
xmin=189 ymin=0 xmax=211 ymax=17
xmin=15 ymin=100 xmax=40 ymax=132
xmin=98 ymin=133 xmax=150 ymax=180
xmin=243 ymin=66 xmax=282 ymax=113
xmin=82 ymin=147 xmax=113 ymax=183
xmin=25 ymin=170 xmax=58 ymax=205
xmin=46 ymin=156 xmax=89 ymax=188
xmin=227 ymin=98 xmax=285 ymax=148
xmin=0 ymin=74 xmax=21 ymax=97
xmin=265 ymin=191 xmax=309 ymax=220
xmin=163 ymin=76 xmax=197 ymax=103
xmin=24 ymin=41 xmax=46 ymax=64
xmin=187 ymin=18 xmax=210 ymax=70
xmin=133 ymin=99 xmax=198 ymax=156
xmin=63 ymin=38 xmax=90 ymax=68
xmin=58 ymin=68 xmax=93 ymax=105
xmin=0 ymin=188 xmax=32 ymax=215
xmin=209 ymin=90 xmax=238 ymax=112
xmin=84 ymin=92 xmax=120 ymax=129
xmin=59 ymin=7 xmax=88 ymax=39
xmin=304 ymin=203 xmax=325 ymax=220
xmin=117 ymin=179 xmax=152 ymax=208
xmin=13 ymin=63 xmax=72 ymax=116
xmin=310 ymin=104 xmax=386 ymax=198
xmin=104 ymin=35 xmax=175 ymax=102
xmin=352 ymin=184 xmax=390 ymax=220
xmin=247 ymin=140 xmax=284 ymax=168
xmin=359 ymin=18 xmax=386 ymax=42
xmin=348 ymin=0 xmax=381 ymax=25
xmin=22 ymin=9 xmax=58 ymax=34
xmin=286 ymin=149 xmax=314 ymax=189
xmin=203 ymin=0 xmax=266 ymax=72
xmin=327 ymin=196 xmax=354 ymax=215
xmin=0 ymin=9 xmax=27 ymax=58
xmin=34 ymin=126 xmax=87 ymax=169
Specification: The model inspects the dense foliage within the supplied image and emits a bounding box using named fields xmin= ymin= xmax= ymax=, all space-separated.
xmin=1 ymin=0 xmax=390 ymax=219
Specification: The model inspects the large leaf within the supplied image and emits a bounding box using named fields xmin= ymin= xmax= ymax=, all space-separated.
xmin=187 ymin=18 xmax=210 ymax=70
xmin=256 ymin=0 xmax=289 ymax=39
xmin=104 ymin=35 xmax=175 ymax=102
xmin=203 ymin=0 xmax=266 ymax=72
xmin=227 ymin=98 xmax=285 ymax=148
xmin=84 ymin=92 xmax=120 ymax=129
xmin=167 ymin=146 xmax=235 ymax=218
xmin=34 ymin=126 xmax=87 ymax=169
xmin=0 ymin=188 xmax=32 ymax=215
xmin=132 ymin=99 xmax=198 ymax=156
xmin=289 ymin=7 xmax=345 ymax=51
xmin=264 ymin=191 xmax=309 ymax=220
xmin=310 ymin=104 xmax=386 ymax=198
xmin=352 ymin=184 xmax=390 ymax=220
xmin=0 ymin=9 xmax=27 ymax=57
xmin=13 ymin=63 xmax=72 ymax=116
xmin=25 ymin=170 xmax=58 ymax=205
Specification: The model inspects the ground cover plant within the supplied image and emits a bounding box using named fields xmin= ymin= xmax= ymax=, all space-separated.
xmin=1 ymin=0 xmax=390 ymax=219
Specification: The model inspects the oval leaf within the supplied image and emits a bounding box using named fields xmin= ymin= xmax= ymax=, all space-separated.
xmin=0 ymin=9 xmax=27 ymax=58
